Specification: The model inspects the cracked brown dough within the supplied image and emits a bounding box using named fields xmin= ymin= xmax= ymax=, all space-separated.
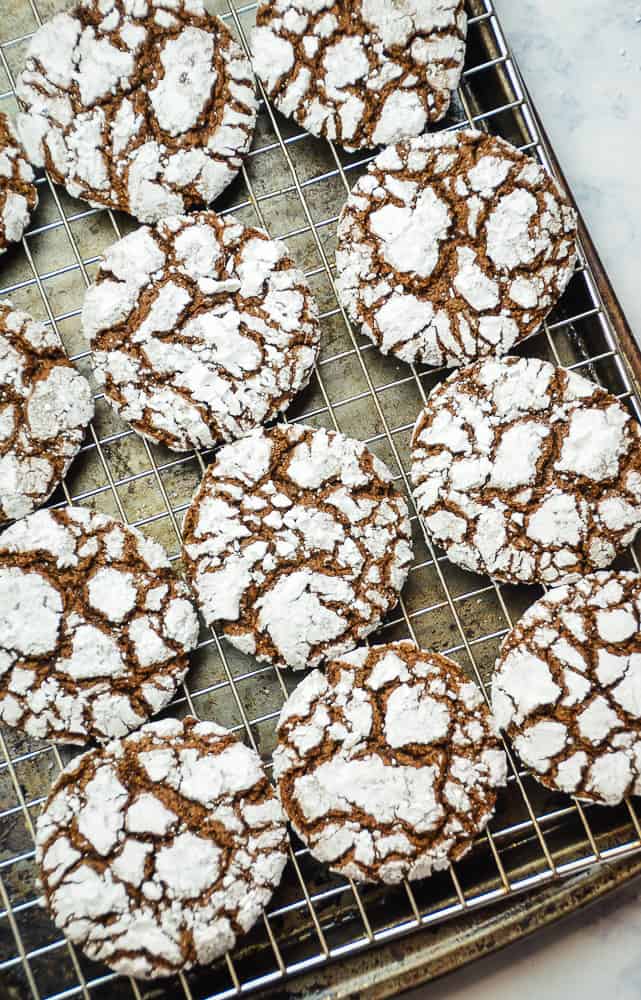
xmin=411 ymin=356 xmax=641 ymax=586
xmin=251 ymin=0 xmax=467 ymax=150
xmin=0 ymin=301 xmax=94 ymax=525
xmin=182 ymin=423 xmax=413 ymax=671
xmin=82 ymin=211 xmax=320 ymax=451
xmin=0 ymin=112 xmax=37 ymax=254
xmin=0 ymin=506 xmax=199 ymax=743
xmin=16 ymin=0 xmax=257 ymax=223
xmin=273 ymin=641 xmax=507 ymax=883
xmin=336 ymin=129 xmax=577 ymax=366
xmin=493 ymin=572 xmax=641 ymax=806
xmin=35 ymin=716 xmax=289 ymax=979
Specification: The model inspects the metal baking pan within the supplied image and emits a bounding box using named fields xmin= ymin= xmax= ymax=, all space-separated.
xmin=1 ymin=1 xmax=641 ymax=998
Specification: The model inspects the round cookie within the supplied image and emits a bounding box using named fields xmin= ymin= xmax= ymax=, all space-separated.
xmin=82 ymin=212 xmax=321 ymax=452
xmin=492 ymin=572 xmax=641 ymax=806
xmin=273 ymin=642 xmax=507 ymax=883
xmin=0 ymin=302 xmax=94 ymax=524
xmin=0 ymin=113 xmax=37 ymax=254
xmin=16 ymin=0 xmax=257 ymax=224
xmin=182 ymin=424 xmax=413 ymax=671
xmin=336 ymin=130 xmax=577 ymax=366
xmin=0 ymin=507 xmax=200 ymax=744
xmin=411 ymin=356 xmax=641 ymax=586
xmin=35 ymin=716 xmax=289 ymax=979
xmin=251 ymin=1 xmax=467 ymax=151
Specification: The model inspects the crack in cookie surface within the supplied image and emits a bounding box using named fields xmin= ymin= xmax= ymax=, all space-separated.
xmin=182 ymin=424 xmax=414 ymax=670
xmin=493 ymin=572 xmax=641 ymax=805
xmin=0 ymin=507 xmax=199 ymax=743
xmin=82 ymin=211 xmax=320 ymax=452
xmin=252 ymin=0 xmax=467 ymax=151
xmin=336 ymin=130 xmax=577 ymax=366
xmin=0 ymin=113 xmax=37 ymax=254
xmin=0 ymin=303 xmax=94 ymax=524
xmin=16 ymin=0 xmax=258 ymax=223
xmin=36 ymin=716 xmax=288 ymax=978
xmin=273 ymin=641 xmax=507 ymax=883
xmin=411 ymin=356 xmax=641 ymax=586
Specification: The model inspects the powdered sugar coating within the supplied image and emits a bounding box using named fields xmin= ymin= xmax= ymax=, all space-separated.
xmin=251 ymin=0 xmax=467 ymax=151
xmin=274 ymin=642 xmax=507 ymax=883
xmin=0 ymin=113 xmax=37 ymax=254
xmin=16 ymin=0 xmax=257 ymax=223
xmin=0 ymin=507 xmax=199 ymax=743
xmin=182 ymin=424 xmax=413 ymax=671
xmin=36 ymin=716 xmax=288 ymax=978
xmin=336 ymin=130 xmax=577 ymax=366
xmin=82 ymin=212 xmax=320 ymax=452
xmin=0 ymin=302 xmax=93 ymax=524
xmin=492 ymin=572 xmax=641 ymax=806
xmin=411 ymin=356 xmax=641 ymax=586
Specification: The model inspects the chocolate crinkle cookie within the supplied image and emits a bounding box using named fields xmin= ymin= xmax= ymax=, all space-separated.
xmin=411 ymin=356 xmax=641 ymax=586
xmin=35 ymin=717 xmax=289 ymax=978
xmin=16 ymin=0 xmax=258 ymax=223
xmin=182 ymin=423 xmax=414 ymax=671
xmin=82 ymin=211 xmax=320 ymax=451
xmin=274 ymin=642 xmax=507 ymax=883
xmin=0 ymin=302 xmax=94 ymax=524
xmin=0 ymin=112 xmax=37 ymax=254
xmin=251 ymin=0 xmax=467 ymax=150
xmin=0 ymin=507 xmax=200 ymax=743
xmin=493 ymin=572 xmax=641 ymax=806
xmin=336 ymin=130 xmax=577 ymax=366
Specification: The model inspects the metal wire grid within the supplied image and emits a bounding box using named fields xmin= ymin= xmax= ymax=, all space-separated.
xmin=0 ymin=0 xmax=640 ymax=997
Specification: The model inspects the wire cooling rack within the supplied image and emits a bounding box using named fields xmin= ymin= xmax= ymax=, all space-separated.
xmin=2 ymin=1 xmax=641 ymax=998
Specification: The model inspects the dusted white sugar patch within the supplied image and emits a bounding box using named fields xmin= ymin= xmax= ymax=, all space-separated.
xmin=0 ymin=507 xmax=199 ymax=744
xmin=336 ymin=129 xmax=578 ymax=368
xmin=274 ymin=642 xmax=507 ymax=883
xmin=83 ymin=211 xmax=320 ymax=452
xmin=0 ymin=112 xmax=37 ymax=254
xmin=370 ymin=187 xmax=451 ymax=278
xmin=411 ymin=356 xmax=641 ymax=587
xmin=35 ymin=717 xmax=288 ymax=979
xmin=256 ymin=571 xmax=354 ymax=671
xmin=182 ymin=423 xmax=413 ymax=671
xmin=0 ymin=301 xmax=94 ymax=524
xmin=251 ymin=0 xmax=467 ymax=152
xmin=16 ymin=0 xmax=258 ymax=223
xmin=0 ymin=567 xmax=62 ymax=656
xmin=492 ymin=571 xmax=641 ymax=805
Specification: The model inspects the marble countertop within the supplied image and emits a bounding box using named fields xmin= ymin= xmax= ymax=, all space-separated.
xmin=407 ymin=3 xmax=641 ymax=996
xmin=405 ymin=877 xmax=641 ymax=1000
xmin=493 ymin=0 xmax=641 ymax=342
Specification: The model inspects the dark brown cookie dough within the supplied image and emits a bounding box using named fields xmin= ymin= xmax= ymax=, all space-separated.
xmin=0 ymin=302 xmax=93 ymax=524
xmin=336 ymin=130 xmax=577 ymax=366
xmin=252 ymin=0 xmax=467 ymax=150
xmin=35 ymin=716 xmax=289 ymax=978
xmin=493 ymin=572 xmax=641 ymax=806
xmin=16 ymin=0 xmax=257 ymax=223
xmin=274 ymin=641 xmax=507 ymax=883
xmin=182 ymin=423 xmax=414 ymax=671
xmin=0 ymin=506 xmax=199 ymax=743
xmin=82 ymin=211 xmax=320 ymax=452
xmin=411 ymin=356 xmax=641 ymax=586
xmin=0 ymin=112 xmax=37 ymax=254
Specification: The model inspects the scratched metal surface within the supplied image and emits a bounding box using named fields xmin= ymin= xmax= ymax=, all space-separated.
xmin=1 ymin=2 xmax=641 ymax=999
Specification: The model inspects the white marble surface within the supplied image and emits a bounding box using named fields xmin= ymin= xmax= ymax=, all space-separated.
xmin=407 ymin=4 xmax=641 ymax=996
xmin=405 ymin=877 xmax=641 ymax=1000
xmin=492 ymin=0 xmax=641 ymax=342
